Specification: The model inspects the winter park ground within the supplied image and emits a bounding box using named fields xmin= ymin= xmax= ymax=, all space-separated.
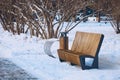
xmin=0 ymin=21 xmax=120 ymax=80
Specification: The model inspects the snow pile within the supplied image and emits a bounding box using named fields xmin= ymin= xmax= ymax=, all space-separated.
xmin=0 ymin=22 xmax=120 ymax=80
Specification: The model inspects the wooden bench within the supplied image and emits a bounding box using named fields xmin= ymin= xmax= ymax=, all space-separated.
xmin=57 ymin=31 xmax=104 ymax=70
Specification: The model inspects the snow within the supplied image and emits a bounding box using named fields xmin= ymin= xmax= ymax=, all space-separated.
xmin=0 ymin=22 xmax=120 ymax=80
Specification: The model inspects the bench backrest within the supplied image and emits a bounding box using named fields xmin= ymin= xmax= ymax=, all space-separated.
xmin=71 ymin=31 xmax=104 ymax=57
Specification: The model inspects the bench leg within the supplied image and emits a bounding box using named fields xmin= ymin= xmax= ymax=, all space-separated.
xmin=70 ymin=63 xmax=76 ymax=66
xmin=92 ymin=57 xmax=98 ymax=68
xmin=80 ymin=56 xmax=86 ymax=70
xmin=59 ymin=58 xmax=65 ymax=62
xmin=80 ymin=56 xmax=98 ymax=70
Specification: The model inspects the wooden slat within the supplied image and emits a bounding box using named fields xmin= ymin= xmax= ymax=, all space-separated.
xmin=65 ymin=52 xmax=81 ymax=65
xmin=71 ymin=31 xmax=102 ymax=57
xmin=57 ymin=49 xmax=66 ymax=60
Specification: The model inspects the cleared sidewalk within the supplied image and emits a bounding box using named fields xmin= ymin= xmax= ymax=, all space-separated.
xmin=0 ymin=58 xmax=38 ymax=80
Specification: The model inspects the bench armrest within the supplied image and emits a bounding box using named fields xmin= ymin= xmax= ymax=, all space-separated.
xmin=80 ymin=55 xmax=96 ymax=70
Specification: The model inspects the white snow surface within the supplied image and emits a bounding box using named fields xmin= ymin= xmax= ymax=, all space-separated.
xmin=0 ymin=22 xmax=120 ymax=80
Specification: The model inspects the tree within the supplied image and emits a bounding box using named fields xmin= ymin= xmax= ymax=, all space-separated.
xmin=1 ymin=0 xmax=119 ymax=39
xmin=94 ymin=0 xmax=120 ymax=33
xmin=0 ymin=0 xmax=94 ymax=39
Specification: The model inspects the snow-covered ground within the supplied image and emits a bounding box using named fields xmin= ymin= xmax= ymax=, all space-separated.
xmin=0 ymin=22 xmax=120 ymax=80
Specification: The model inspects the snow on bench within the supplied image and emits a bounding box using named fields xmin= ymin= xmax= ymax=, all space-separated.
xmin=44 ymin=39 xmax=58 ymax=58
